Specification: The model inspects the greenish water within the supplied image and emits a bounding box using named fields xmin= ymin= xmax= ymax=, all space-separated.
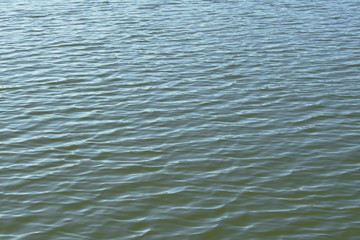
xmin=1 ymin=0 xmax=359 ymax=239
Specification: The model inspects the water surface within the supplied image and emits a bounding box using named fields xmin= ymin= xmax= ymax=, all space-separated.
xmin=1 ymin=0 xmax=359 ymax=239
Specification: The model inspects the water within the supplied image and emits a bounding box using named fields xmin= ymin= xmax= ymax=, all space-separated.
xmin=1 ymin=0 xmax=359 ymax=239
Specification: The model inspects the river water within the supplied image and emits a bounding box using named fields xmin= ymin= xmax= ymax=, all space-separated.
xmin=1 ymin=0 xmax=359 ymax=239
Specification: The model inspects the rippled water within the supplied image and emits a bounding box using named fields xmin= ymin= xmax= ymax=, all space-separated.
xmin=1 ymin=0 xmax=359 ymax=239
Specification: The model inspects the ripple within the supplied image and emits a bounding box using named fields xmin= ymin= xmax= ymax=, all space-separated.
xmin=1 ymin=0 xmax=360 ymax=239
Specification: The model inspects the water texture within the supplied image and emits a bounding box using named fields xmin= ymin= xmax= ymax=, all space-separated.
xmin=1 ymin=0 xmax=359 ymax=239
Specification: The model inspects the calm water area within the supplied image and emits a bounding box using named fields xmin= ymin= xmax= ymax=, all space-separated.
xmin=1 ymin=0 xmax=359 ymax=239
